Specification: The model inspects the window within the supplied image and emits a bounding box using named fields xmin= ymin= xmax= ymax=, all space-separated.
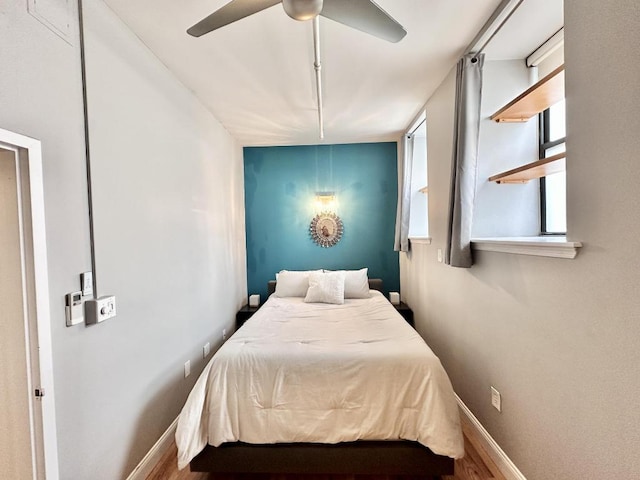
xmin=408 ymin=115 xmax=429 ymax=239
xmin=539 ymin=99 xmax=567 ymax=234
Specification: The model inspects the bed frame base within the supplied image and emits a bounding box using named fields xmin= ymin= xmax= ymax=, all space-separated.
xmin=190 ymin=441 xmax=453 ymax=477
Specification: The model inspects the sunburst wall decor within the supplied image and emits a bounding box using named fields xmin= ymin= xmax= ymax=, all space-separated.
xmin=309 ymin=212 xmax=344 ymax=248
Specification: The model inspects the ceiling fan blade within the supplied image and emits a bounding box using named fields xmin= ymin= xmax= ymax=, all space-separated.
xmin=320 ymin=0 xmax=406 ymax=43
xmin=187 ymin=0 xmax=282 ymax=37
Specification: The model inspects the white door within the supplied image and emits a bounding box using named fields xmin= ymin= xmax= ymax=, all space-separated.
xmin=0 ymin=138 xmax=55 ymax=479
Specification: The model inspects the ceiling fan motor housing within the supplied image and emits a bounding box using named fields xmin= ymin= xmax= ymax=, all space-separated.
xmin=282 ymin=0 xmax=323 ymax=21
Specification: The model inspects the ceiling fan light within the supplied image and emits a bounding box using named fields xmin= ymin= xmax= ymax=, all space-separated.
xmin=282 ymin=0 xmax=323 ymax=21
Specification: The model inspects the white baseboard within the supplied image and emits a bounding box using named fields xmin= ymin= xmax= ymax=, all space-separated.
xmin=456 ymin=394 xmax=527 ymax=480
xmin=125 ymin=417 xmax=178 ymax=480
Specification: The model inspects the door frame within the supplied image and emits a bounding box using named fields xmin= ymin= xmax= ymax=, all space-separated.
xmin=0 ymin=127 xmax=59 ymax=479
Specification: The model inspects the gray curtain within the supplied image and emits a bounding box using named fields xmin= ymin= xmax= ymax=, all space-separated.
xmin=394 ymin=134 xmax=414 ymax=252
xmin=445 ymin=54 xmax=484 ymax=267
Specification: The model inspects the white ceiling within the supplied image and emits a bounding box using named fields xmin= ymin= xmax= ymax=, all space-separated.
xmin=101 ymin=0 xmax=563 ymax=147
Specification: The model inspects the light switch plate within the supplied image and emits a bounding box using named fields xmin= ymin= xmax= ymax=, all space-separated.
xmin=491 ymin=386 xmax=502 ymax=412
xmin=80 ymin=272 xmax=93 ymax=297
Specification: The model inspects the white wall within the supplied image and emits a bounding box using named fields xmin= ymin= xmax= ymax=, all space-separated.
xmin=1 ymin=1 xmax=246 ymax=479
xmin=401 ymin=1 xmax=640 ymax=478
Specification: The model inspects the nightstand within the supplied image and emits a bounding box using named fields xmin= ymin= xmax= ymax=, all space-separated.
xmin=236 ymin=304 xmax=260 ymax=329
xmin=394 ymin=301 xmax=414 ymax=328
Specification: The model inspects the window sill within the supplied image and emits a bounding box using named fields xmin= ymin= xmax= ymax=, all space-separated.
xmin=471 ymin=236 xmax=582 ymax=259
xmin=409 ymin=237 xmax=432 ymax=245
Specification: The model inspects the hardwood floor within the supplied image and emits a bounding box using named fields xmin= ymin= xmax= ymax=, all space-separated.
xmin=146 ymin=425 xmax=505 ymax=480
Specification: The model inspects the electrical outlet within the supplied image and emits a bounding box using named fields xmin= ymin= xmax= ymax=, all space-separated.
xmin=222 ymin=328 xmax=227 ymax=341
xmin=84 ymin=295 xmax=116 ymax=324
xmin=437 ymin=248 xmax=443 ymax=263
xmin=184 ymin=360 xmax=191 ymax=378
xmin=203 ymin=342 xmax=210 ymax=358
xmin=491 ymin=386 xmax=501 ymax=412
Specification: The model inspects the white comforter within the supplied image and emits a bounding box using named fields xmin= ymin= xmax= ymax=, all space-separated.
xmin=176 ymin=291 xmax=464 ymax=469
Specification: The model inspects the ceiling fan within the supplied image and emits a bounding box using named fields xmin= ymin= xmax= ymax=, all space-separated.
xmin=187 ymin=0 xmax=407 ymax=43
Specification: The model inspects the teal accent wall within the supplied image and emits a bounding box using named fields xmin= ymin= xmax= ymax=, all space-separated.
xmin=244 ymin=142 xmax=399 ymax=300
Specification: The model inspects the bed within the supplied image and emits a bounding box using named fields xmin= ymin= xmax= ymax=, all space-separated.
xmin=176 ymin=273 xmax=464 ymax=478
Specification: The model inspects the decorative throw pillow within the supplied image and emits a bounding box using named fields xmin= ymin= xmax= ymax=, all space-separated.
xmin=324 ymin=268 xmax=370 ymax=298
xmin=274 ymin=270 xmax=320 ymax=297
xmin=304 ymin=271 xmax=346 ymax=304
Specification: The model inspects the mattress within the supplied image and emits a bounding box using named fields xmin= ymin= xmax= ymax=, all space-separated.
xmin=176 ymin=290 xmax=464 ymax=469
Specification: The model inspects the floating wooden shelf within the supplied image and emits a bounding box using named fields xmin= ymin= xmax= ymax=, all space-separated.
xmin=491 ymin=65 xmax=565 ymax=123
xmin=489 ymin=152 xmax=566 ymax=184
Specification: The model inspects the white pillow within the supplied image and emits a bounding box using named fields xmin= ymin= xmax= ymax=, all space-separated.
xmin=304 ymin=271 xmax=346 ymax=304
xmin=344 ymin=268 xmax=371 ymax=298
xmin=274 ymin=270 xmax=320 ymax=297
xmin=324 ymin=268 xmax=370 ymax=298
